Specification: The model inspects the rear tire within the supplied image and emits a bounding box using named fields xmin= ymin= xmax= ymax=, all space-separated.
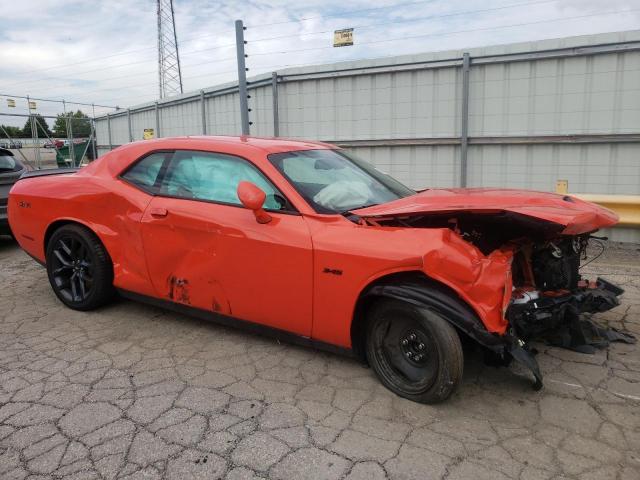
xmin=366 ymin=298 xmax=464 ymax=404
xmin=46 ymin=224 xmax=114 ymax=311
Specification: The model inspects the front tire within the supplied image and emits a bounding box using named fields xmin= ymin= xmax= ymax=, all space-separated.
xmin=366 ymin=298 xmax=464 ymax=404
xmin=46 ymin=224 xmax=114 ymax=311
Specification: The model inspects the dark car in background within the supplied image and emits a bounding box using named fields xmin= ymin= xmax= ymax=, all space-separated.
xmin=0 ymin=140 xmax=23 ymax=149
xmin=0 ymin=148 xmax=28 ymax=236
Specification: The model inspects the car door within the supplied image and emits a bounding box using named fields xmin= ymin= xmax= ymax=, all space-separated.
xmin=139 ymin=149 xmax=314 ymax=336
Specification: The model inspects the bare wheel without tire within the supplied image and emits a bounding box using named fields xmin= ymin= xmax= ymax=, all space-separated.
xmin=46 ymin=224 xmax=114 ymax=311
xmin=366 ymin=298 xmax=464 ymax=404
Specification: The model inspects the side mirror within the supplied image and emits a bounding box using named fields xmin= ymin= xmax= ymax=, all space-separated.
xmin=237 ymin=181 xmax=272 ymax=224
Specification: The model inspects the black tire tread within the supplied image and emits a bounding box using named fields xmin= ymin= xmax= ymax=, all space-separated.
xmin=366 ymin=297 xmax=464 ymax=404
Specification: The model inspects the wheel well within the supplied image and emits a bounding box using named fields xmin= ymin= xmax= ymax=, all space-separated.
xmin=44 ymin=220 xmax=78 ymax=252
xmin=351 ymin=271 xmax=430 ymax=362
xmin=44 ymin=220 xmax=110 ymax=266
xmin=350 ymin=271 xmax=489 ymax=363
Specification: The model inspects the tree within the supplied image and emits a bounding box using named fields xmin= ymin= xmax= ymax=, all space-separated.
xmin=21 ymin=115 xmax=52 ymax=138
xmin=0 ymin=125 xmax=23 ymax=139
xmin=53 ymin=110 xmax=91 ymax=138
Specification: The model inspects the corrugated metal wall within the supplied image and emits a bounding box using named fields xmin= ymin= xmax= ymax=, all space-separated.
xmin=277 ymin=69 xmax=462 ymax=140
xmin=346 ymin=145 xmax=459 ymax=189
xmin=95 ymin=30 xmax=640 ymax=241
xmin=468 ymin=53 xmax=640 ymax=136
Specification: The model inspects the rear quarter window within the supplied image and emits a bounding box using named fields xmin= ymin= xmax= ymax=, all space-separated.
xmin=120 ymin=152 xmax=170 ymax=193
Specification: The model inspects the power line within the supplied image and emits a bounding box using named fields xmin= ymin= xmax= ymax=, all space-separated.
xmin=10 ymin=6 xmax=635 ymax=107
xmin=32 ymin=56 xmax=236 ymax=93
xmin=53 ymin=5 xmax=638 ymax=107
xmin=0 ymin=0 xmax=548 ymax=88
xmin=0 ymin=93 xmax=117 ymax=109
xmin=246 ymin=0 xmax=440 ymax=29
xmin=0 ymin=0 xmax=559 ymax=92
xmin=1 ymin=0 xmax=603 ymax=94
xmin=0 ymin=47 xmax=238 ymax=90
xmin=246 ymin=0 xmax=558 ymax=45
xmin=0 ymin=0 xmax=435 ymax=81
xmin=57 ymin=68 xmax=239 ymax=102
xmin=3 ymin=35 xmax=235 ymax=82
xmin=246 ymin=7 xmax=640 ymax=57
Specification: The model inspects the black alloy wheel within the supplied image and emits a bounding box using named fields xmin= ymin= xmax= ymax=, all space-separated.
xmin=50 ymin=235 xmax=93 ymax=303
xmin=366 ymin=298 xmax=464 ymax=403
xmin=46 ymin=224 xmax=114 ymax=310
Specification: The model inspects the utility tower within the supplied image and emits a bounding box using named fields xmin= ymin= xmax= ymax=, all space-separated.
xmin=157 ymin=0 xmax=183 ymax=98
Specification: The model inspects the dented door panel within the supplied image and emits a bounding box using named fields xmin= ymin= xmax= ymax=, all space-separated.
xmin=140 ymin=196 xmax=314 ymax=335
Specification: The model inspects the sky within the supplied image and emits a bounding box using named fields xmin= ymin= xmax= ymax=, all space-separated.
xmin=0 ymin=0 xmax=638 ymax=125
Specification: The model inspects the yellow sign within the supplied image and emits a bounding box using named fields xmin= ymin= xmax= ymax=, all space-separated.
xmin=143 ymin=128 xmax=155 ymax=140
xmin=6 ymin=99 xmax=15 ymax=108
xmin=334 ymin=28 xmax=353 ymax=47
xmin=556 ymin=179 xmax=568 ymax=194
xmin=28 ymin=101 xmax=36 ymax=110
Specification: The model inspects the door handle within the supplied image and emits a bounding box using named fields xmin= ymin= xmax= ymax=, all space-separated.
xmin=150 ymin=207 xmax=168 ymax=218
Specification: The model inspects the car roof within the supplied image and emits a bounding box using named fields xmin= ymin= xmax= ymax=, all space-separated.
xmin=135 ymin=135 xmax=336 ymax=154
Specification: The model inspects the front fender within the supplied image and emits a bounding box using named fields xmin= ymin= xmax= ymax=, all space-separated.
xmin=363 ymin=278 xmax=508 ymax=351
xmin=361 ymin=277 xmax=543 ymax=390
xmin=420 ymin=229 xmax=514 ymax=335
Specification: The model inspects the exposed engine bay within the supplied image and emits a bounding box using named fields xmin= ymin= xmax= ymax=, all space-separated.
xmin=356 ymin=211 xmax=636 ymax=389
xmin=509 ymin=237 xmax=630 ymax=347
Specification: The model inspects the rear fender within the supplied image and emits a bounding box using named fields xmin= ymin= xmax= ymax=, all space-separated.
xmin=43 ymin=217 xmax=117 ymax=265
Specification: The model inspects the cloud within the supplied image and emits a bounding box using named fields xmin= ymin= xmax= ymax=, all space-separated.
xmin=0 ymin=0 xmax=638 ymax=124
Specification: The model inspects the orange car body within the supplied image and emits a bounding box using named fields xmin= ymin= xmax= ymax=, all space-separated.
xmin=8 ymin=136 xmax=618 ymax=353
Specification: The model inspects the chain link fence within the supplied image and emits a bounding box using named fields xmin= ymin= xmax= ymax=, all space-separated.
xmin=0 ymin=96 xmax=113 ymax=169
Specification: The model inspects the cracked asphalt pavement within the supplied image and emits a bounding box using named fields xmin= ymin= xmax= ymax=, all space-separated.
xmin=0 ymin=236 xmax=639 ymax=479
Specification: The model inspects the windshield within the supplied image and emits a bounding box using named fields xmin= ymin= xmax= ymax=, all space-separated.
xmin=0 ymin=154 xmax=17 ymax=172
xmin=268 ymin=149 xmax=415 ymax=213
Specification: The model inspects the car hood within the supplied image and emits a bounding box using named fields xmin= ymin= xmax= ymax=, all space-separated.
xmin=352 ymin=188 xmax=618 ymax=235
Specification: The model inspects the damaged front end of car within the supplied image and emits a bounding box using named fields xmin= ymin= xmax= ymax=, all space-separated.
xmin=503 ymin=234 xmax=633 ymax=388
xmin=352 ymin=189 xmax=636 ymax=389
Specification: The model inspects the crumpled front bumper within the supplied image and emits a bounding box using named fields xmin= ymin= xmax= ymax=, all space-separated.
xmin=506 ymin=278 xmax=635 ymax=389
xmin=508 ymin=278 xmax=624 ymax=345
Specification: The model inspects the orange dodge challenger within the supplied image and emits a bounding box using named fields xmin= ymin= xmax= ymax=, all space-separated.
xmin=8 ymin=136 xmax=633 ymax=403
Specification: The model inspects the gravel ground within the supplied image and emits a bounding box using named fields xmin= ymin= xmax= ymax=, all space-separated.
xmin=0 ymin=236 xmax=638 ymax=480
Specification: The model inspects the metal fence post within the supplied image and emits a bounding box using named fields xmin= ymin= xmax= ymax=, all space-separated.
xmin=68 ymin=116 xmax=75 ymax=166
xmin=33 ymin=113 xmax=40 ymax=169
xmin=63 ymin=100 xmax=75 ymax=167
xmin=107 ymin=113 xmax=113 ymax=150
xmin=460 ymin=52 xmax=470 ymax=187
xmin=91 ymin=103 xmax=98 ymax=160
xmin=26 ymin=95 xmax=40 ymax=169
xmin=272 ymin=72 xmax=279 ymax=137
xmin=235 ymin=19 xmax=250 ymax=135
xmin=155 ymin=102 xmax=160 ymax=138
xmin=127 ymin=108 xmax=133 ymax=142
xmin=200 ymin=90 xmax=207 ymax=135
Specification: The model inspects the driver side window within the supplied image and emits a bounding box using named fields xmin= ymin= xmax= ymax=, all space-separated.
xmin=160 ymin=150 xmax=287 ymax=210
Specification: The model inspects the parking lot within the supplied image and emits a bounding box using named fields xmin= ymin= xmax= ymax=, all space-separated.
xmin=0 ymin=236 xmax=638 ymax=480
xmin=8 ymin=148 xmax=64 ymax=170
